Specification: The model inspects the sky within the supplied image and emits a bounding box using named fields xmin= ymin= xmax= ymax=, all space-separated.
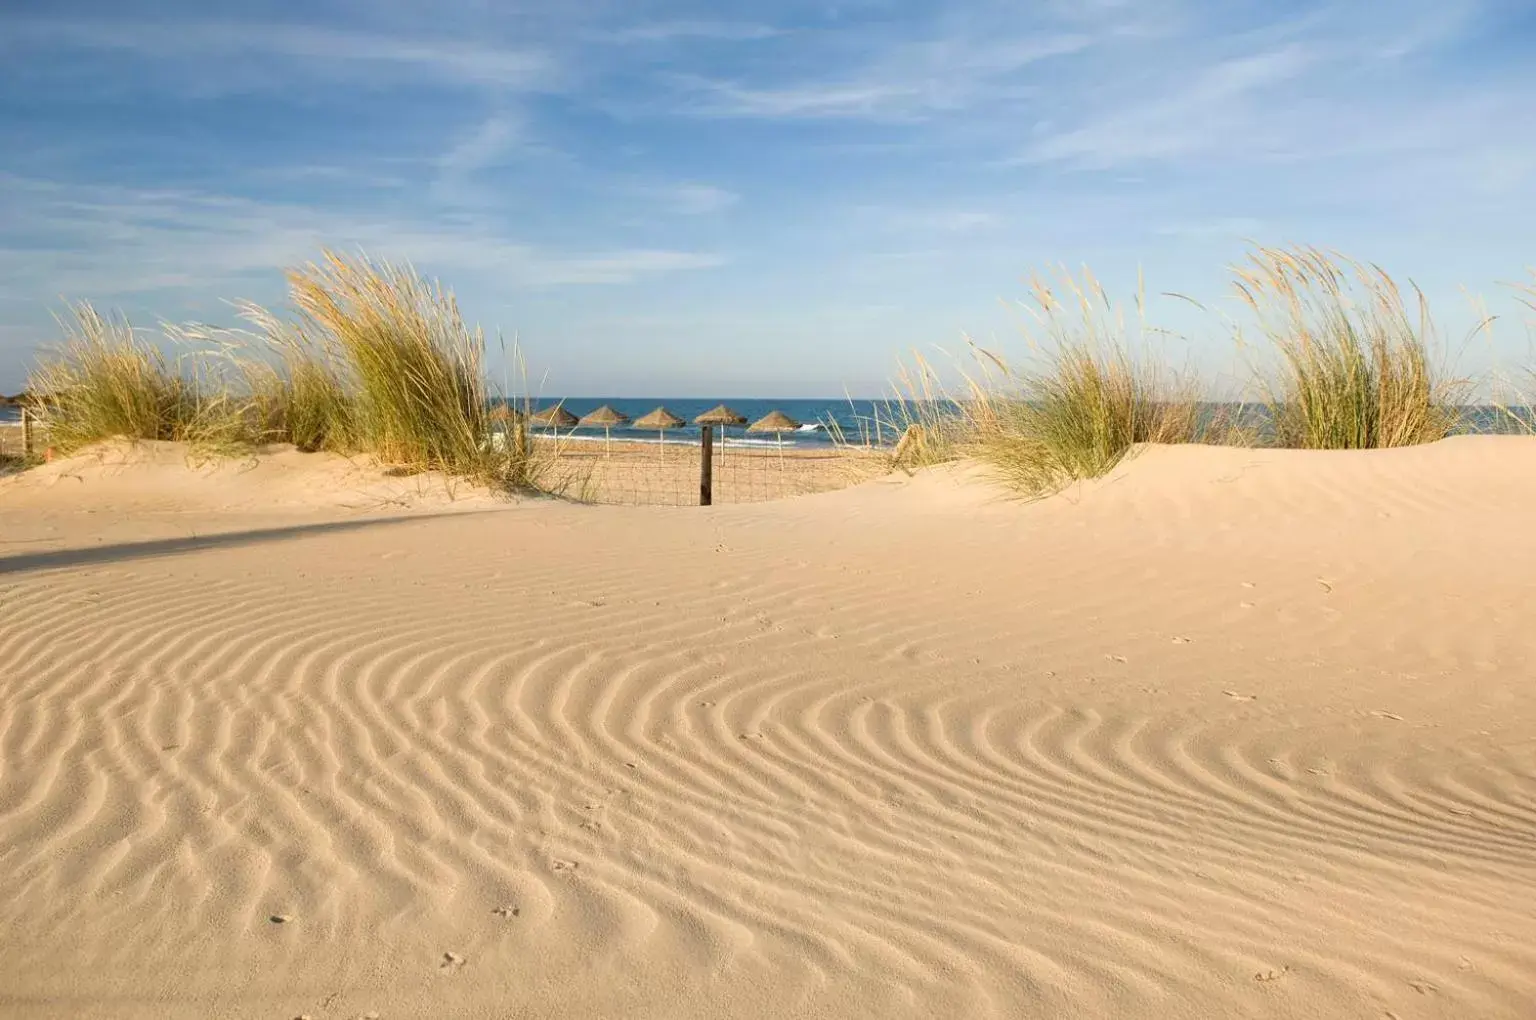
xmin=2 ymin=0 xmax=1535 ymax=397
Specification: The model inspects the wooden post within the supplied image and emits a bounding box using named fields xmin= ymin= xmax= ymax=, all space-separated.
xmin=699 ymin=424 xmax=714 ymax=506
xmin=21 ymin=406 xmax=33 ymax=459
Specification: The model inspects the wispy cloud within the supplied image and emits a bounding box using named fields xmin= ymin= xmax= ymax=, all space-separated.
xmin=1018 ymin=44 xmax=1316 ymax=167
xmin=674 ymin=33 xmax=1093 ymax=119
xmin=2 ymin=18 xmax=559 ymax=90
xmin=656 ymin=183 xmax=740 ymax=215
xmin=600 ymin=20 xmax=783 ymax=44
xmin=0 ymin=175 xmax=726 ymax=306
xmin=430 ymin=114 xmax=562 ymax=206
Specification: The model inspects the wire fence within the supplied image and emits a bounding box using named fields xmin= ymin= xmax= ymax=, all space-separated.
xmin=527 ymin=426 xmax=888 ymax=506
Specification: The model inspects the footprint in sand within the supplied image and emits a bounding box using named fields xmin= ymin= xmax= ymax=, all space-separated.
xmin=551 ymin=858 xmax=579 ymax=874
xmin=440 ymin=951 xmax=466 ymax=972
xmin=1254 ymin=965 xmax=1291 ymax=982
xmin=1223 ymin=690 xmax=1257 ymax=702
xmin=492 ymin=905 xmax=521 ymax=919
xmin=1171 ymin=636 xmax=1192 ymax=644
xmin=1371 ymin=710 xmax=1404 ymax=721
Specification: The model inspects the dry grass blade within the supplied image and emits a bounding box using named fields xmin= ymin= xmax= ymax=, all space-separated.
xmin=1491 ymin=269 xmax=1536 ymax=435
xmin=965 ymin=267 xmax=1205 ymax=496
xmin=286 ymin=251 xmax=490 ymax=475
xmin=1234 ymin=246 xmax=1471 ymax=449
xmin=26 ymin=304 xmax=195 ymax=453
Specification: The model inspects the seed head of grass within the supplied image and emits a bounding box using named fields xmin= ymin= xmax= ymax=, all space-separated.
xmin=1233 ymin=246 xmax=1471 ymax=449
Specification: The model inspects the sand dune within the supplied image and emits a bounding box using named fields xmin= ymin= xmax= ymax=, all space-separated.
xmin=2 ymin=437 xmax=1534 ymax=1018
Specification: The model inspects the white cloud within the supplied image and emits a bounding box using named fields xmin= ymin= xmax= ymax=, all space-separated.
xmin=2 ymin=18 xmax=559 ymax=90
xmin=600 ymin=20 xmax=783 ymax=44
xmin=0 ymin=175 xmax=726 ymax=309
xmin=660 ymin=184 xmax=740 ymax=215
xmin=673 ymin=32 xmax=1093 ymax=120
xmin=1017 ymin=44 xmax=1315 ymax=167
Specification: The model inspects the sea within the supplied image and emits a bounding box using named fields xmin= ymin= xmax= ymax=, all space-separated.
xmin=0 ymin=398 xmax=902 ymax=448
xmin=5 ymin=400 xmax=1530 ymax=444
xmin=503 ymin=398 xmax=897 ymax=449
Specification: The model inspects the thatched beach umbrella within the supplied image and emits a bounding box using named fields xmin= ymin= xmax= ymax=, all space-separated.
xmin=695 ymin=404 xmax=747 ymax=428
xmin=695 ymin=404 xmax=748 ymax=463
xmin=579 ymin=404 xmax=631 ymax=456
xmin=531 ymin=405 xmax=578 ymax=428
xmin=748 ymin=409 xmax=801 ymax=469
xmin=634 ymin=406 xmax=685 ymax=460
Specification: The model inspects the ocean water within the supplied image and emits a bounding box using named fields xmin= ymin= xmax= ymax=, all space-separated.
xmin=5 ymin=401 xmax=1529 ymax=441
xmin=0 ymin=397 xmax=903 ymax=446
xmin=507 ymin=398 xmax=899 ymax=448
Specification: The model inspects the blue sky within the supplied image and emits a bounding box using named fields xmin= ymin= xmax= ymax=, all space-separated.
xmin=2 ymin=0 xmax=1534 ymax=396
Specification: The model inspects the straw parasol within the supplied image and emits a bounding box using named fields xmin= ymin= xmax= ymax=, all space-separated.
xmin=579 ymin=404 xmax=631 ymax=455
xmin=634 ymin=406 xmax=685 ymax=460
xmin=531 ymin=405 xmax=578 ymax=428
xmin=694 ymin=404 xmax=747 ymax=427
xmin=748 ymin=409 xmax=802 ymax=469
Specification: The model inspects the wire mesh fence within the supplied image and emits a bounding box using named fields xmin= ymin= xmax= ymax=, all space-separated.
xmin=526 ymin=424 xmax=888 ymax=506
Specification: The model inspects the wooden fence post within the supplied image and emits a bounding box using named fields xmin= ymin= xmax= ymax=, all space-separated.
xmin=20 ymin=406 xmax=33 ymax=459
xmin=699 ymin=424 xmax=714 ymax=506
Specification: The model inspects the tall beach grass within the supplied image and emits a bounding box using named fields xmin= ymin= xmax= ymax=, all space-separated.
xmin=863 ymin=269 xmax=1212 ymax=496
xmin=1233 ymin=246 xmax=1472 ymax=449
xmin=27 ymin=303 xmax=232 ymax=454
xmin=27 ymin=252 xmax=545 ymax=490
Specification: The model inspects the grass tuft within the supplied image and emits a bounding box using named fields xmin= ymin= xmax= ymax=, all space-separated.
xmin=1233 ymin=246 xmax=1470 ymax=449
xmin=284 ymin=252 xmax=491 ymax=473
xmin=28 ymin=304 xmax=200 ymax=453
xmin=963 ymin=268 xmax=1206 ymax=496
xmin=26 ymin=252 xmax=546 ymax=491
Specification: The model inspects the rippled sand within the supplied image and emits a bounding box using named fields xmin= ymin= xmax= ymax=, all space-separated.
xmin=2 ymin=437 xmax=1534 ymax=1019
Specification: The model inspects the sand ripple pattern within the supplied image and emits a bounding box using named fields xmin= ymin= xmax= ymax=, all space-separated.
xmin=3 ymin=443 xmax=1536 ymax=1018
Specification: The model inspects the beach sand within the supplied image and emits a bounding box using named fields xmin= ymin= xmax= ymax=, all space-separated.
xmin=1 ymin=436 xmax=1534 ymax=1018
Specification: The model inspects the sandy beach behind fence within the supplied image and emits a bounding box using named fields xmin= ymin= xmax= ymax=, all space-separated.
xmin=1 ymin=435 xmax=1534 ymax=1019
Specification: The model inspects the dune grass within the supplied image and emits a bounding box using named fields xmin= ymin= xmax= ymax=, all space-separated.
xmin=22 ymin=245 xmax=1520 ymax=501
xmin=823 ymin=353 xmax=970 ymax=471
xmin=1491 ymin=269 xmax=1536 ymax=434
xmin=1233 ymin=247 xmax=1471 ymax=449
xmin=27 ymin=252 xmax=545 ymax=490
xmin=282 ymin=253 xmax=491 ymax=473
xmin=924 ymin=269 xmax=1209 ymax=496
xmin=27 ymin=303 xmax=210 ymax=454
